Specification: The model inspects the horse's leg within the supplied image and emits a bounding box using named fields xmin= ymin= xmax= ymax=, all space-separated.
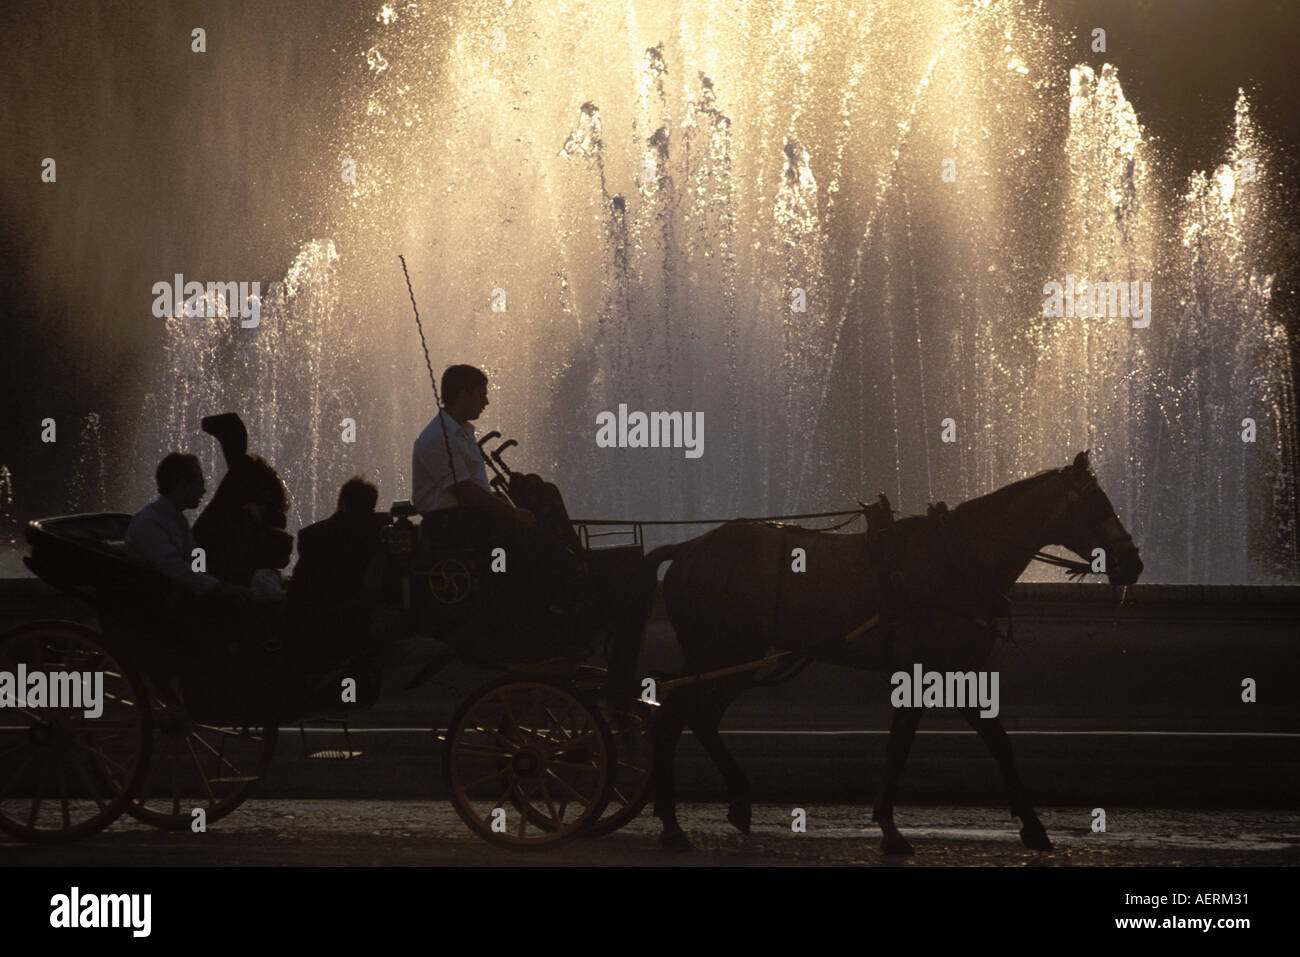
xmin=689 ymin=679 xmax=752 ymax=835
xmin=960 ymin=707 xmax=1052 ymax=850
xmin=652 ymin=699 xmax=692 ymax=851
xmin=872 ymin=706 xmax=923 ymax=855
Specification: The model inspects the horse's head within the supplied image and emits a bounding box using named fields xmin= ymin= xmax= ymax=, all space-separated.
xmin=1047 ymin=451 xmax=1143 ymax=586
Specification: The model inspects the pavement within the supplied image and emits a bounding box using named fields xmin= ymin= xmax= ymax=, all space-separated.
xmin=5 ymin=801 xmax=1298 ymax=866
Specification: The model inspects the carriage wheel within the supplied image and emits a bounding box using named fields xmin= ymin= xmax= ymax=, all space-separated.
xmin=442 ymin=677 xmax=613 ymax=848
xmin=0 ymin=620 xmax=151 ymax=844
xmin=125 ymin=692 xmax=278 ymax=830
xmin=582 ymin=700 xmax=654 ymax=837
xmin=570 ymin=665 xmax=654 ymax=837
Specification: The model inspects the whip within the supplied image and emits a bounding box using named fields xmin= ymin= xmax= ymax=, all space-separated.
xmin=399 ymin=254 xmax=459 ymax=488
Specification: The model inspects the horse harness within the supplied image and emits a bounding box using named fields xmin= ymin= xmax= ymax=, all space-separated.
xmin=859 ymin=466 xmax=1131 ymax=648
xmin=668 ymin=468 xmax=1129 ymax=692
xmin=858 ymin=497 xmax=1011 ymax=646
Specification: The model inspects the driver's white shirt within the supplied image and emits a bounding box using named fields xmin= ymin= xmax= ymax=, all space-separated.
xmin=412 ymin=410 xmax=491 ymax=512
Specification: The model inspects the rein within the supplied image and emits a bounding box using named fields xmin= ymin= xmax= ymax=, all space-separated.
xmin=921 ymin=467 xmax=1134 ymax=641
xmin=947 ymin=468 xmax=1130 ymax=585
xmin=1029 ymin=550 xmax=1093 ymax=578
xmin=662 ymin=469 xmax=1128 ymax=688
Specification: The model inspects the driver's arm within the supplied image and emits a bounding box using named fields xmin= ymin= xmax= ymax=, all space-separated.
xmin=450 ymin=480 xmax=534 ymax=524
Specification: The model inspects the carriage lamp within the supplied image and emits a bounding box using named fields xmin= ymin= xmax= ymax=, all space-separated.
xmin=381 ymin=502 xmax=418 ymax=556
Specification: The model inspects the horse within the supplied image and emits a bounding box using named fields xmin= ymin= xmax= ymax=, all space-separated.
xmin=636 ymin=451 xmax=1143 ymax=853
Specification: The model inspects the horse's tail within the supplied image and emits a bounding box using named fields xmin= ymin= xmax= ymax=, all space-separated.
xmin=643 ymin=543 xmax=684 ymax=620
xmin=644 ymin=542 xmax=680 ymax=573
xmin=605 ymin=543 xmax=681 ymax=703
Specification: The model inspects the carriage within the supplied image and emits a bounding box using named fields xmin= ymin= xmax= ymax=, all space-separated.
xmin=0 ymin=438 xmax=658 ymax=849
xmin=4 ymin=427 xmax=1139 ymax=855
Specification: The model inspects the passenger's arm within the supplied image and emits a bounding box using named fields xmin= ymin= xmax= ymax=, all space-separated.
xmin=125 ymin=514 xmax=224 ymax=593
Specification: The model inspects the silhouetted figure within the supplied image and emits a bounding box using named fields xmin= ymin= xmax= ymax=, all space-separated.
xmin=286 ymin=476 xmax=389 ymax=691
xmin=192 ymin=412 xmax=293 ymax=587
xmin=121 ymin=453 xmax=283 ymax=711
xmin=125 ymin=452 xmax=247 ymax=598
xmin=290 ymin=477 xmax=383 ymax=609
xmin=412 ymin=366 xmax=534 ymax=524
xmin=413 ymin=365 xmax=584 ymax=654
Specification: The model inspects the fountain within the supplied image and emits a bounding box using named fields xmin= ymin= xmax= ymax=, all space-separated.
xmin=68 ymin=413 xmax=108 ymax=514
xmin=0 ymin=466 xmax=15 ymax=546
xmin=107 ymin=0 xmax=1296 ymax=583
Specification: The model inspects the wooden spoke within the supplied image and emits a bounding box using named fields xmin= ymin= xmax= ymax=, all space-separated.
xmin=185 ymin=736 xmax=221 ymax=806
xmin=536 ymin=776 xmax=561 ymax=824
xmin=0 ymin=754 xmax=35 ymax=803
xmin=70 ymin=760 xmax=109 ymax=811
xmin=0 ymin=622 xmax=149 ymax=842
xmin=548 ymin=759 xmax=602 ymax=772
xmin=443 ymin=678 xmax=611 ymax=848
xmin=461 ymin=767 xmax=511 ymax=793
xmin=27 ymin=757 xmax=48 ymax=827
xmin=543 ymin=768 xmax=590 ymax=805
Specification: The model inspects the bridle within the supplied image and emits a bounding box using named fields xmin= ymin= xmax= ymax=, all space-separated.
xmin=947 ymin=465 xmax=1136 ymax=593
xmin=912 ymin=465 xmax=1138 ymax=643
xmin=1044 ymin=468 xmax=1136 ymax=571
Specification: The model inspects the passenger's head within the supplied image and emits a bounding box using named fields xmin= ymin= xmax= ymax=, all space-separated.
xmin=441 ymin=364 xmax=489 ymax=422
xmin=156 ymin=452 xmax=205 ymax=510
xmin=337 ymin=476 xmax=379 ymax=515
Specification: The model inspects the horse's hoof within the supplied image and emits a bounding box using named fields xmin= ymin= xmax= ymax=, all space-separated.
xmin=881 ymin=833 xmax=915 ymax=856
xmin=727 ymin=800 xmax=752 ymax=835
xmin=661 ymin=829 xmax=694 ymax=852
xmin=1020 ymin=821 xmax=1052 ymax=851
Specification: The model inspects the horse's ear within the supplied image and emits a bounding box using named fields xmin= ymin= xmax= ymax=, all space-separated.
xmin=1072 ymin=450 xmax=1091 ymax=474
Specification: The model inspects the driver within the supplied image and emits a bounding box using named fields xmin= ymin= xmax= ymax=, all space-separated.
xmin=413 ymin=365 xmax=568 ymax=631
xmin=412 ymin=365 xmax=534 ymax=528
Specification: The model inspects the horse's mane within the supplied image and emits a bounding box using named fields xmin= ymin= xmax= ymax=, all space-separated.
xmin=951 ymin=466 xmax=1068 ymax=517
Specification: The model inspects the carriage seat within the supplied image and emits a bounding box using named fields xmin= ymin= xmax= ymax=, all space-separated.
xmin=415 ymin=507 xmax=488 ymax=568
xmin=25 ymin=513 xmax=137 ymax=587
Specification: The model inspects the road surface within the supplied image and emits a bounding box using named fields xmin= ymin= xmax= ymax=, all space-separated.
xmin=5 ymin=802 xmax=1298 ymax=866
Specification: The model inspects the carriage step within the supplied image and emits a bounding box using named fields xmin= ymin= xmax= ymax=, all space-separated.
xmin=298 ymin=718 xmax=360 ymax=760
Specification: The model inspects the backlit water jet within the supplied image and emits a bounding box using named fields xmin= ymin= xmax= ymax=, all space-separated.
xmin=138 ymin=0 xmax=1295 ymax=583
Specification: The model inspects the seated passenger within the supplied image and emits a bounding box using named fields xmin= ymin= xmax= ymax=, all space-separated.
xmin=127 ymin=453 xmax=286 ymax=714
xmin=284 ymin=476 xmax=388 ymax=670
xmin=125 ymin=452 xmax=249 ymax=598
xmin=250 ymin=566 xmax=288 ymax=604
xmin=192 ymin=412 xmax=293 ymax=590
xmin=289 ymin=476 xmax=384 ymax=608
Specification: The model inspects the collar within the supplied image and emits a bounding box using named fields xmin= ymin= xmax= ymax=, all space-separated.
xmin=440 ymin=409 xmax=475 ymax=438
xmin=156 ymin=495 xmax=189 ymax=520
